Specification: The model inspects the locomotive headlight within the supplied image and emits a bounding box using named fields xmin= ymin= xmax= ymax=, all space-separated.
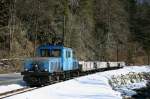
xmin=44 ymin=69 xmax=48 ymax=71
xmin=35 ymin=64 xmax=38 ymax=67
xmin=24 ymin=68 xmax=28 ymax=71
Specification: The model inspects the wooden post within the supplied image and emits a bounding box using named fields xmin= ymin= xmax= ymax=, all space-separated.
xmin=9 ymin=0 xmax=15 ymax=54
xmin=63 ymin=15 xmax=66 ymax=46
xmin=116 ymin=41 xmax=119 ymax=62
xmin=148 ymin=51 xmax=150 ymax=65
xmin=63 ymin=0 xmax=68 ymax=46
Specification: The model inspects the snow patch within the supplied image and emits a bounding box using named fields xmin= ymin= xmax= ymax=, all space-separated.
xmin=0 ymin=84 xmax=24 ymax=93
xmin=2 ymin=66 xmax=150 ymax=99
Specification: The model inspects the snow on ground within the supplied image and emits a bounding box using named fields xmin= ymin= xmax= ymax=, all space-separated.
xmin=5 ymin=75 xmax=122 ymax=99
xmin=0 ymin=73 xmax=25 ymax=93
xmin=115 ymin=81 xmax=147 ymax=96
xmin=2 ymin=66 xmax=149 ymax=99
xmin=0 ymin=84 xmax=24 ymax=93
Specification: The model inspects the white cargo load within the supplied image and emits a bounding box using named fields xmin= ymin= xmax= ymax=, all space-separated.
xmin=79 ymin=61 xmax=95 ymax=71
xmin=108 ymin=62 xmax=118 ymax=68
xmin=108 ymin=62 xmax=126 ymax=68
xmin=95 ymin=61 xmax=107 ymax=69
xmin=79 ymin=61 xmax=126 ymax=71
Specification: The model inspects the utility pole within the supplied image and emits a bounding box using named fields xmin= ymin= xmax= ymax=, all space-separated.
xmin=9 ymin=0 xmax=12 ymax=53
xmin=63 ymin=0 xmax=68 ymax=46
xmin=116 ymin=40 xmax=119 ymax=62
xmin=147 ymin=51 xmax=150 ymax=65
xmin=33 ymin=0 xmax=40 ymax=56
xmin=9 ymin=0 xmax=16 ymax=54
xmin=63 ymin=15 xmax=66 ymax=46
xmin=33 ymin=0 xmax=36 ymax=57
xmin=106 ymin=0 xmax=111 ymax=61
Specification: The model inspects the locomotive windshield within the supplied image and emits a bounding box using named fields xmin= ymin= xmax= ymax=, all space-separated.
xmin=40 ymin=49 xmax=61 ymax=57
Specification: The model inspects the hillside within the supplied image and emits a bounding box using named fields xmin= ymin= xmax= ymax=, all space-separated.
xmin=0 ymin=0 xmax=150 ymax=66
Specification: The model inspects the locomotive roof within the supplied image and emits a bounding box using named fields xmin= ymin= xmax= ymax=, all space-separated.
xmin=37 ymin=44 xmax=72 ymax=50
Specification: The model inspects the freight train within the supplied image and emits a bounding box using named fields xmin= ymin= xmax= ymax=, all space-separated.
xmin=21 ymin=44 xmax=125 ymax=86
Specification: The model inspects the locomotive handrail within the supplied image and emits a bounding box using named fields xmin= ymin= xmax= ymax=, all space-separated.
xmin=0 ymin=58 xmax=24 ymax=61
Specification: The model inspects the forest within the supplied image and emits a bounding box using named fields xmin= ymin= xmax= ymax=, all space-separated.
xmin=0 ymin=0 xmax=150 ymax=66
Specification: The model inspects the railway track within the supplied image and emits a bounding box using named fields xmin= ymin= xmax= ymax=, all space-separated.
xmin=0 ymin=87 xmax=38 ymax=99
xmin=0 ymin=74 xmax=83 ymax=98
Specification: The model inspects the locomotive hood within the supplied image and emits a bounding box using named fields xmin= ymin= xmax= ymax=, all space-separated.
xmin=23 ymin=57 xmax=62 ymax=73
xmin=28 ymin=57 xmax=49 ymax=61
xmin=24 ymin=57 xmax=50 ymax=72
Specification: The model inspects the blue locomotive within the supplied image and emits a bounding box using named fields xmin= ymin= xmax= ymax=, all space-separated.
xmin=21 ymin=44 xmax=79 ymax=86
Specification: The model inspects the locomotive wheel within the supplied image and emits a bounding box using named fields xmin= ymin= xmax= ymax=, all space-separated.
xmin=62 ymin=73 xmax=66 ymax=81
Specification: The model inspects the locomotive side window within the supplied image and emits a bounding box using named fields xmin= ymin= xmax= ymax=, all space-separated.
xmin=66 ymin=51 xmax=71 ymax=58
xmin=40 ymin=49 xmax=50 ymax=57
xmin=73 ymin=51 xmax=76 ymax=58
xmin=51 ymin=49 xmax=61 ymax=57
xmin=68 ymin=51 xmax=71 ymax=58
xmin=66 ymin=51 xmax=68 ymax=58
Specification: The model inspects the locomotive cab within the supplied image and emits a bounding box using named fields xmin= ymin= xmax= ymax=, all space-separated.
xmin=21 ymin=44 xmax=79 ymax=86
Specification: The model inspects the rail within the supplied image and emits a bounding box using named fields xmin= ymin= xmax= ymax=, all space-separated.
xmin=0 ymin=87 xmax=38 ymax=99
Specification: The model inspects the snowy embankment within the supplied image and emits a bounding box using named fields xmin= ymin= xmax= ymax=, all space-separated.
xmin=107 ymin=66 xmax=150 ymax=97
xmin=1 ymin=66 xmax=150 ymax=99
